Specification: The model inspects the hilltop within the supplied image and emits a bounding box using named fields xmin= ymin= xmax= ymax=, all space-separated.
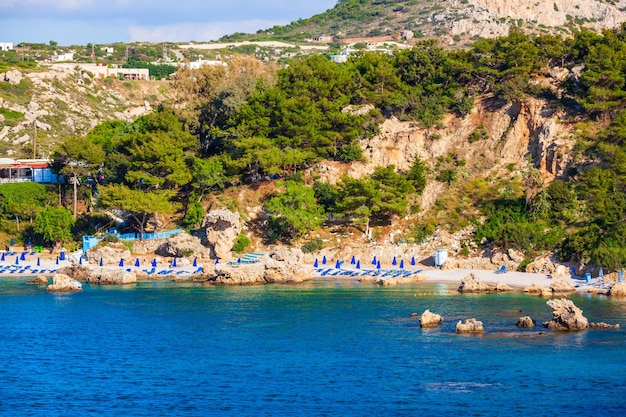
xmin=253 ymin=0 xmax=626 ymax=46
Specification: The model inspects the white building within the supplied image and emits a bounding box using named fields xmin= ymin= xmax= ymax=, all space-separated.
xmin=51 ymin=52 xmax=75 ymax=62
xmin=0 ymin=42 xmax=13 ymax=51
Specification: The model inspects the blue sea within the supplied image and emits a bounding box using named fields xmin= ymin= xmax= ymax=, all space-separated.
xmin=1 ymin=278 xmax=625 ymax=417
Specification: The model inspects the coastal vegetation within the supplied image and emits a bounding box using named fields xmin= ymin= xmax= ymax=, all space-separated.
xmin=4 ymin=24 xmax=626 ymax=270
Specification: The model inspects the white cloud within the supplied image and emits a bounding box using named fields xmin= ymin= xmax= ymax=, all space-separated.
xmin=127 ymin=20 xmax=287 ymax=43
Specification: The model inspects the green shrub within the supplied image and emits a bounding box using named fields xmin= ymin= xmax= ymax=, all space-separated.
xmin=233 ymin=234 xmax=251 ymax=253
xmin=301 ymin=238 xmax=324 ymax=253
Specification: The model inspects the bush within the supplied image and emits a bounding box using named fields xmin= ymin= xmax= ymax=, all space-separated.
xmin=233 ymin=234 xmax=251 ymax=253
xmin=302 ymin=238 xmax=324 ymax=253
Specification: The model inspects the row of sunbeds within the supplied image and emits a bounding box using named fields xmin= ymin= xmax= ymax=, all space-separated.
xmin=315 ymin=268 xmax=423 ymax=278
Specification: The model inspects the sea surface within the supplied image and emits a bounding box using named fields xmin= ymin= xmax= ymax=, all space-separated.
xmin=1 ymin=278 xmax=625 ymax=417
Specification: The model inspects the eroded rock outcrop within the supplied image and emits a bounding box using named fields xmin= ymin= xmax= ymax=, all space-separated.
xmin=543 ymin=298 xmax=588 ymax=331
xmin=458 ymin=273 xmax=489 ymax=293
xmin=420 ymin=310 xmax=443 ymax=328
xmin=86 ymin=268 xmax=137 ymax=285
xmin=197 ymin=209 xmax=242 ymax=260
xmin=550 ymin=279 xmax=576 ymax=293
xmin=56 ymin=264 xmax=92 ymax=280
xmin=456 ymin=318 xmax=484 ymax=333
xmin=516 ymin=316 xmax=536 ymax=328
xmin=46 ymin=274 xmax=82 ymax=293
xmin=88 ymin=243 xmax=131 ymax=266
xmin=590 ymin=322 xmax=620 ymax=329
xmin=210 ymin=262 xmax=266 ymax=285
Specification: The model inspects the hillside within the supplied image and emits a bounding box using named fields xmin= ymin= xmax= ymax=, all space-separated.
xmin=0 ymin=64 xmax=170 ymax=157
xmin=256 ymin=0 xmax=626 ymax=45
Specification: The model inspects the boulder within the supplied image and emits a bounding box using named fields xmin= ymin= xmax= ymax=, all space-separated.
xmin=456 ymin=318 xmax=484 ymax=333
xmin=549 ymin=265 xmax=569 ymax=279
xmin=86 ymin=268 xmax=137 ymax=285
xmin=492 ymin=282 xmax=513 ymax=292
xmin=507 ymin=248 xmax=525 ymax=263
xmin=516 ymin=316 xmax=536 ymax=328
xmin=26 ymin=275 xmax=49 ymax=285
xmin=523 ymin=283 xmax=551 ymax=295
xmin=56 ymin=264 xmax=92 ymax=280
xmin=47 ymin=274 xmax=82 ymax=293
xmin=609 ymin=281 xmax=626 ymax=297
xmin=209 ymin=262 xmax=266 ymax=285
xmin=419 ymin=310 xmax=443 ymax=328
xmin=590 ymin=322 xmax=620 ymax=329
xmin=4 ymin=69 xmax=23 ymax=85
xmin=197 ymin=209 xmax=242 ymax=260
xmin=550 ymin=279 xmax=576 ymax=293
xmin=155 ymin=231 xmax=211 ymax=259
xmin=458 ymin=273 xmax=489 ymax=293
xmin=543 ymin=298 xmax=588 ymax=331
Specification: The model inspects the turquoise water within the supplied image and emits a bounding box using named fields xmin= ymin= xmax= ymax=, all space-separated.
xmin=1 ymin=278 xmax=625 ymax=416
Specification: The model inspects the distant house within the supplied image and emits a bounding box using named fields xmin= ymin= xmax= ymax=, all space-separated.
xmin=181 ymin=60 xmax=227 ymax=70
xmin=50 ymin=63 xmax=149 ymax=80
xmin=0 ymin=158 xmax=57 ymax=184
xmin=100 ymin=47 xmax=115 ymax=55
xmin=315 ymin=35 xmax=333 ymax=43
xmin=51 ymin=52 xmax=75 ymax=62
xmin=0 ymin=42 xmax=13 ymax=51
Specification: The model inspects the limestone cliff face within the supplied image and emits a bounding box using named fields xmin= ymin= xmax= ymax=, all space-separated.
xmin=445 ymin=0 xmax=626 ymax=39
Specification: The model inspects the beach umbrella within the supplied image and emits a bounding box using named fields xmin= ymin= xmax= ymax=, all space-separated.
xmin=151 ymin=258 xmax=157 ymax=267
xmin=79 ymin=256 xmax=83 ymax=265
xmin=372 ymin=255 xmax=377 ymax=265
xmin=99 ymin=258 xmax=103 ymax=267
xmin=135 ymin=258 xmax=140 ymax=267
xmin=376 ymin=260 xmax=381 ymax=269
xmin=172 ymin=258 xmax=177 ymax=267
xmin=599 ymin=267 xmax=604 ymax=277
xmin=322 ymin=255 xmax=327 ymax=265
xmin=119 ymin=258 xmax=124 ymax=267
xmin=27 ymin=237 xmax=32 ymax=247
xmin=37 ymin=257 xmax=40 ymax=267
xmin=193 ymin=258 xmax=197 ymax=267
xmin=314 ymin=259 xmax=319 ymax=268
xmin=60 ymin=251 xmax=65 ymax=261
xmin=392 ymin=256 xmax=397 ymax=266
xmin=237 ymin=258 xmax=241 ymax=263
xmin=356 ymin=260 xmax=361 ymax=269
xmin=1 ymin=253 xmax=4 ymax=261
xmin=350 ymin=256 xmax=356 ymax=265
xmin=55 ymin=256 xmax=59 ymax=265
xmin=215 ymin=258 xmax=219 ymax=264
xmin=399 ymin=260 xmax=404 ymax=269
xmin=9 ymin=238 xmax=14 ymax=247
xmin=411 ymin=256 xmax=416 ymax=266
xmin=619 ymin=270 xmax=624 ymax=282
xmin=20 ymin=252 xmax=26 ymax=261
xmin=335 ymin=260 xmax=341 ymax=268
xmin=15 ymin=256 xmax=19 ymax=265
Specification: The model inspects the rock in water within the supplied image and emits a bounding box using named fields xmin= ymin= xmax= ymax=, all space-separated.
xmin=26 ymin=275 xmax=49 ymax=285
xmin=456 ymin=318 xmax=484 ymax=333
xmin=458 ymin=273 xmax=489 ymax=293
xmin=420 ymin=310 xmax=443 ymax=328
xmin=516 ymin=316 xmax=536 ymax=328
xmin=46 ymin=274 xmax=82 ymax=293
xmin=590 ymin=322 xmax=620 ymax=329
xmin=609 ymin=281 xmax=626 ymax=297
xmin=543 ymin=298 xmax=588 ymax=331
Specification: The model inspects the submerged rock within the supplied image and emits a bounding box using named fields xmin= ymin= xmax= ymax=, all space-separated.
xmin=516 ymin=316 xmax=536 ymax=328
xmin=543 ymin=298 xmax=588 ymax=331
xmin=420 ymin=310 xmax=443 ymax=328
xmin=46 ymin=274 xmax=82 ymax=293
xmin=456 ymin=318 xmax=484 ymax=333
xmin=458 ymin=273 xmax=489 ymax=293
xmin=589 ymin=322 xmax=620 ymax=329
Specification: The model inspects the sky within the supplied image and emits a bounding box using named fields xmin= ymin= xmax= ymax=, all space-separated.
xmin=0 ymin=0 xmax=338 ymax=46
